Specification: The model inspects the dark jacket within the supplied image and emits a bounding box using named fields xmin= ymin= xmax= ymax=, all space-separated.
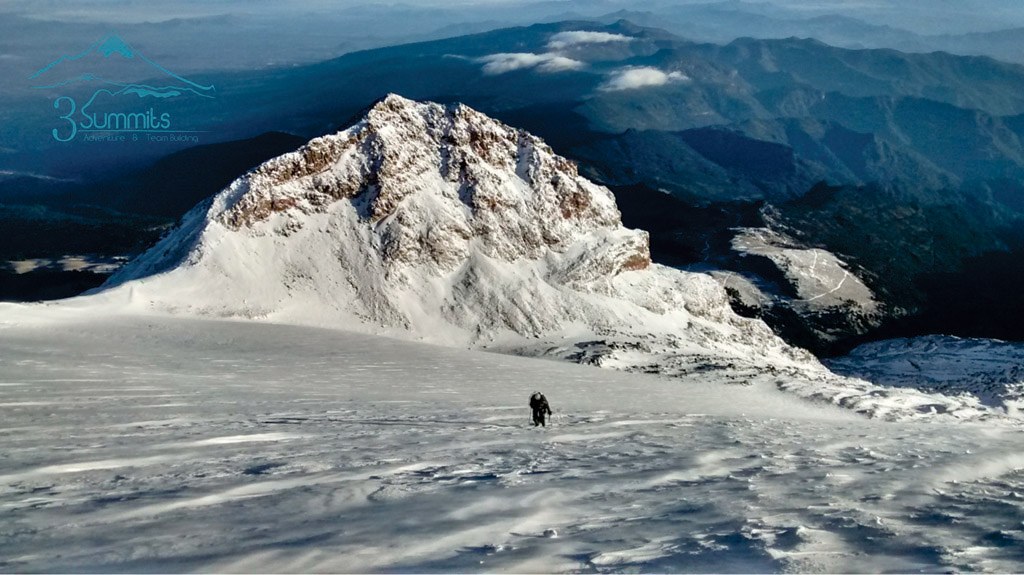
xmin=530 ymin=393 xmax=552 ymax=415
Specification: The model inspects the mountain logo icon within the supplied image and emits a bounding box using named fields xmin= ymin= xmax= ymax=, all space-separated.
xmin=31 ymin=32 xmax=216 ymax=142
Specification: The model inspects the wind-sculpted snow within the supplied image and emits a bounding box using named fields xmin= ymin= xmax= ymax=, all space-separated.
xmin=827 ymin=336 xmax=1024 ymax=412
xmin=4 ymin=317 xmax=1024 ymax=573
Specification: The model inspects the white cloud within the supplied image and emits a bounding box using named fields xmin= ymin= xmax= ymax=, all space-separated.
xmin=547 ymin=31 xmax=633 ymax=50
xmin=599 ymin=67 xmax=689 ymax=91
xmin=476 ymin=52 xmax=584 ymax=75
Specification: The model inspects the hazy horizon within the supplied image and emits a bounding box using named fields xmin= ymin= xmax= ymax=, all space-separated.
xmin=6 ymin=0 xmax=1024 ymax=34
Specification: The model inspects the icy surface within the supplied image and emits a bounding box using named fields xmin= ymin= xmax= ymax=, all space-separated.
xmin=3 ymin=316 xmax=1024 ymax=573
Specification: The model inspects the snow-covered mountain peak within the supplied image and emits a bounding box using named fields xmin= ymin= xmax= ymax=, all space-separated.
xmin=217 ymin=93 xmax=643 ymax=276
xmin=103 ymin=94 xmax=796 ymax=362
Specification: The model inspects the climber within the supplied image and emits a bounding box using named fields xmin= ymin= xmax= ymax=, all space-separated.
xmin=529 ymin=391 xmax=553 ymax=427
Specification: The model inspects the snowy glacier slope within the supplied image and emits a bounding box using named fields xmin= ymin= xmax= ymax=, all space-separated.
xmin=3 ymin=315 xmax=1024 ymax=573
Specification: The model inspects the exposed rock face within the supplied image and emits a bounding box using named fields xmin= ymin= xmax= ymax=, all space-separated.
xmin=216 ymin=95 xmax=642 ymax=274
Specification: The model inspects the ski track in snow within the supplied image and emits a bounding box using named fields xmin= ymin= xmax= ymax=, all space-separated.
xmin=3 ymin=316 xmax=1024 ymax=572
